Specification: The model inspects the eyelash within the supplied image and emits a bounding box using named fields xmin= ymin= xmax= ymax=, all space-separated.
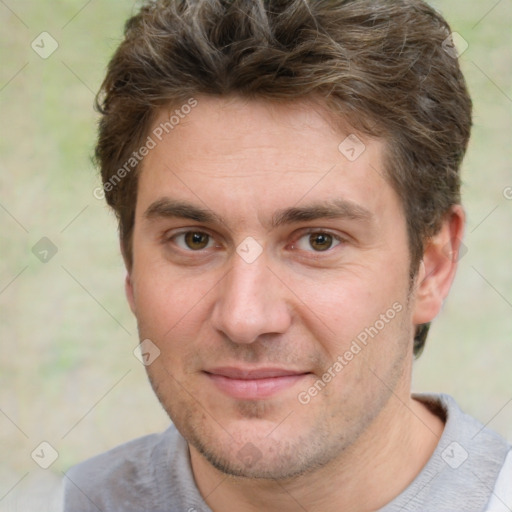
xmin=291 ymin=230 xmax=343 ymax=253
xmin=169 ymin=230 xmax=219 ymax=251
xmin=165 ymin=228 xmax=346 ymax=255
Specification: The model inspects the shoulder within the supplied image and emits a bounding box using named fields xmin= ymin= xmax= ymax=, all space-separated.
xmin=487 ymin=449 xmax=512 ymax=512
xmin=63 ymin=424 xmax=182 ymax=510
xmin=416 ymin=393 xmax=510 ymax=450
xmin=66 ymin=426 xmax=172 ymax=480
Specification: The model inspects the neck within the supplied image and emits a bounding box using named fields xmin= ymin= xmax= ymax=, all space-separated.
xmin=190 ymin=392 xmax=444 ymax=512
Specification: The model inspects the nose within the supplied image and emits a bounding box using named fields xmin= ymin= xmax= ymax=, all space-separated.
xmin=210 ymin=251 xmax=292 ymax=344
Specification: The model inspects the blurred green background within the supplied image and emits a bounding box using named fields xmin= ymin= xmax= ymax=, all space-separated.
xmin=1 ymin=0 xmax=511 ymax=506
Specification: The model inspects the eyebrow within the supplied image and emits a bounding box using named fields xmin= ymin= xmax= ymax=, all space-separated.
xmin=143 ymin=197 xmax=373 ymax=228
xmin=144 ymin=198 xmax=226 ymax=225
xmin=271 ymin=199 xmax=373 ymax=227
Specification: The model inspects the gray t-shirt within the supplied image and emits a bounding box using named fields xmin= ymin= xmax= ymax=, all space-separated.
xmin=63 ymin=394 xmax=511 ymax=511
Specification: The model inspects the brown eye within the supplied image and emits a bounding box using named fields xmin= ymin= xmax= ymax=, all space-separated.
xmin=182 ymin=231 xmax=211 ymax=250
xmin=309 ymin=233 xmax=334 ymax=251
xmin=294 ymin=232 xmax=341 ymax=253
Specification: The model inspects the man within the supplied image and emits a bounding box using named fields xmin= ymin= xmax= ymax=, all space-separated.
xmin=63 ymin=0 xmax=511 ymax=510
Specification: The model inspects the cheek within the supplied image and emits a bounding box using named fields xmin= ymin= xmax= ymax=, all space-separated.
xmin=131 ymin=264 xmax=215 ymax=339
xmin=296 ymin=270 xmax=396 ymax=332
xmin=293 ymin=268 xmax=411 ymax=373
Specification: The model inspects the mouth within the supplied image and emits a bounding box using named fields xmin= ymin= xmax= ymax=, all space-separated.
xmin=203 ymin=367 xmax=311 ymax=400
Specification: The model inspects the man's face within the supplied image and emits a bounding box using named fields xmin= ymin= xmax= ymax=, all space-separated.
xmin=127 ymin=95 xmax=417 ymax=478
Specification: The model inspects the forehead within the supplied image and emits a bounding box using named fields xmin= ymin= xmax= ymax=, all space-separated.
xmin=136 ymin=94 xmax=399 ymax=227
xmin=148 ymin=95 xmax=370 ymax=167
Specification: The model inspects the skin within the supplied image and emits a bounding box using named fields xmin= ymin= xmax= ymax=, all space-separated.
xmin=125 ymin=95 xmax=465 ymax=511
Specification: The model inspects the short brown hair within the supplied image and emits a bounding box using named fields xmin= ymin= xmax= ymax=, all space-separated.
xmin=95 ymin=0 xmax=472 ymax=356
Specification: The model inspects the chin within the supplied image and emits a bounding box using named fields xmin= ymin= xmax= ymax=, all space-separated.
xmin=192 ymin=434 xmax=324 ymax=480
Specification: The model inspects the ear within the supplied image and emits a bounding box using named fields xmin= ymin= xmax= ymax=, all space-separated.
xmin=412 ymin=205 xmax=465 ymax=325
xmin=120 ymin=241 xmax=137 ymax=315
